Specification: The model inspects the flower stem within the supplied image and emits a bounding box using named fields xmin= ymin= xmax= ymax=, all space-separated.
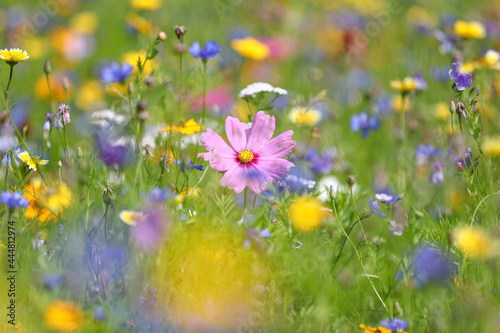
xmin=201 ymin=61 xmax=207 ymax=127
xmin=4 ymin=64 xmax=15 ymax=109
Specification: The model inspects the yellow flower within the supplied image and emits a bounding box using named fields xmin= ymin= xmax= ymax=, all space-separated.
xmin=288 ymin=106 xmax=322 ymax=126
xmin=121 ymin=50 xmax=156 ymax=75
xmin=231 ymin=37 xmax=270 ymax=61
xmin=162 ymin=119 xmax=202 ymax=135
xmin=44 ymin=300 xmax=84 ymax=332
xmin=453 ymin=226 xmax=496 ymax=259
xmin=0 ymin=48 xmax=29 ymax=64
xmin=23 ymin=37 xmax=50 ymax=60
xmin=461 ymin=61 xmax=476 ymax=74
xmin=392 ymin=95 xmax=410 ymax=113
xmin=126 ymin=12 xmax=155 ymax=36
xmin=359 ymin=324 xmax=392 ymax=333
xmin=18 ymin=151 xmax=48 ymax=171
xmin=480 ymin=50 xmax=500 ymax=70
xmin=119 ymin=210 xmax=144 ymax=226
xmin=70 ymin=11 xmax=99 ymax=35
xmin=390 ymin=77 xmax=417 ymax=93
xmin=454 ymin=20 xmax=486 ymax=39
xmin=131 ymin=0 xmax=163 ymax=10
xmin=434 ymin=102 xmax=450 ymax=121
xmin=152 ymin=225 xmax=267 ymax=330
xmin=76 ymin=80 xmax=104 ymax=110
xmin=482 ymin=137 xmax=500 ymax=157
xmin=24 ymin=179 xmax=72 ymax=224
xmin=289 ymin=196 xmax=330 ymax=233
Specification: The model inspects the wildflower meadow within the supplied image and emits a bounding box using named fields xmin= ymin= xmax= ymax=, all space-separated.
xmin=1 ymin=0 xmax=500 ymax=332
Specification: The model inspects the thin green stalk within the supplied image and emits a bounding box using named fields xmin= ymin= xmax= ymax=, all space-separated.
xmin=4 ymin=64 xmax=14 ymax=108
xmin=201 ymin=61 xmax=207 ymax=126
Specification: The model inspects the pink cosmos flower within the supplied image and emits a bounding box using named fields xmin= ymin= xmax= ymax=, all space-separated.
xmin=198 ymin=111 xmax=296 ymax=194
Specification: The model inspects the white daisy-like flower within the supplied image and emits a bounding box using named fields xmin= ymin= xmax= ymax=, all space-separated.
xmin=238 ymin=82 xmax=288 ymax=99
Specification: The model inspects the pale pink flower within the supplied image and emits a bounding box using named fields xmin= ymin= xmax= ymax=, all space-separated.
xmin=198 ymin=111 xmax=296 ymax=194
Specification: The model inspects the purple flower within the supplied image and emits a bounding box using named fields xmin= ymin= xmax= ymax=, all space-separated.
xmin=350 ymin=112 xmax=379 ymax=138
xmin=369 ymin=197 xmax=387 ymax=218
xmin=434 ymin=30 xmax=456 ymax=53
xmin=244 ymin=228 xmax=271 ymax=248
xmin=1 ymin=191 xmax=29 ymax=208
xmin=374 ymin=189 xmax=401 ymax=205
xmin=132 ymin=209 xmax=169 ymax=252
xmin=413 ymin=72 xmax=428 ymax=91
xmin=413 ymin=245 xmax=454 ymax=286
xmin=380 ymin=318 xmax=408 ymax=331
xmin=100 ymin=62 xmax=133 ymax=83
xmin=57 ymin=102 xmax=71 ymax=125
xmin=449 ymin=63 xmax=473 ymax=91
xmin=415 ymin=144 xmax=444 ymax=166
xmin=146 ymin=187 xmax=174 ymax=203
xmin=430 ymin=161 xmax=444 ymax=185
xmin=431 ymin=65 xmax=450 ymax=82
xmin=447 ymin=147 xmax=477 ymax=170
xmin=373 ymin=93 xmax=393 ymax=117
xmin=189 ymin=40 xmax=221 ymax=61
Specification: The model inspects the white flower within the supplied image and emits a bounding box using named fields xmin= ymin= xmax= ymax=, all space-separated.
xmin=238 ymin=82 xmax=288 ymax=99
xmin=91 ymin=109 xmax=127 ymax=127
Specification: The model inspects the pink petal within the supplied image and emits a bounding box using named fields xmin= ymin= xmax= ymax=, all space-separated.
xmin=257 ymin=130 xmax=295 ymax=158
xmin=209 ymin=151 xmax=237 ymax=172
xmin=225 ymin=116 xmax=248 ymax=152
xmin=198 ymin=129 xmax=235 ymax=161
xmin=247 ymin=111 xmax=275 ymax=151
xmin=255 ymin=158 xmax=294 ymax=181
xmin=220 ymin=164 xmax=248 ymax=193
xmin=246 ymin=164 xmax=274 ymax=194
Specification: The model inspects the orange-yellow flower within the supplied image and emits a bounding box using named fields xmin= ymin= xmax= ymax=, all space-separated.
xmin=162 ymin=119 xmax=202 ymax=135
xmin=454 ymin=20 xmax=486 ymax=39
xmin=24 ymin=179 xmax=72 ymax=224
xmin=231 ymin=37 xmax=270 ymax=61
xmin=44 ymin=300 xmax=84 ymax=332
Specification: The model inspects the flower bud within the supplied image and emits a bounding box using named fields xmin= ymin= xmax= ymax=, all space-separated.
xmin=144 ymin=75 xmax=155 ymax=87
xmin=456 ymin=102 xmax=467 ymax=118
xmin=58 ymin=160 xmax=62 ymax=168
xmin=449 ymin=101 xmax=455 ymax=114
xmin=173 ymin=25 xmax=187 ymax=41
xmin=173 ymin=43 xmax=187 ymax=54
xmin=44 ymin=59 xmax=52 ymax=75
xmin=76 ymin=147 xmax=83 ymax=160
xmin=311 ymin=127 xmax=320 ymax=139
xmin=346 ymin=175 xmax=356 ymax=188
xmin=62 ymin=76 xmax=70 ymax=92
xmin=329 ymin=185 xmax=335 ymax=200
xmin=102 ymin=187 xmax=115 ymax=206
xmin=127 ymin=83 xmax=134 ymax=95
xmin=158 ymin=31 xmax=167 ymax=41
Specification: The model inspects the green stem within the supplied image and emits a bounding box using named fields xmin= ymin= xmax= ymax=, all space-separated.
xmin=4 ymin=64 xmax=14 ymax=108
xmin=201 ymin=61 xmax=207 ymax=127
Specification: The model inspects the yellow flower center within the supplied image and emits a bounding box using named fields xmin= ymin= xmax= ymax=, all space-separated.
xmin=238 ymin=150 xmax=254 ymax=163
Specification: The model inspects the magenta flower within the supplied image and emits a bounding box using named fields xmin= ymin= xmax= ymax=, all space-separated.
xmin=198 ymin=111 xmax=296 ymax=194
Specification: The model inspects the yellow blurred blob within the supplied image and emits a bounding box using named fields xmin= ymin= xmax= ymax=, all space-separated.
xmin=359 ymin=323 xmax=392 ymax=333
xmin=24 ymin=179 xmax=72 ymax=224
xmin=407 ymin=6 xmax=436 ymax=28
xmin=119 ymin=210 xmax=144 ymax=226
xmin=390 ymin=77 xmax=417 ymax=93
xmin=461 ymin=61 xmax=476 ymax=74
xmin=44 ymin=300 xmax=84 ymax=332
xmin=152 ymin=225 xmax=267 ymax=330
xmin=131 ymin=0 xmax=163 ymax=10
xmin=35 ymin=74 xmax=72 ymax=102
xmin=315 ymin=27 xmax=344 ymax=57
xmin=289 ymin=196 xmax=330 ymax=233
xmin=76 ymin=80 xmax=104 ymax=110
xmin=70 ymin=12 xmax=99 ymax=35
xmin=392 ymin=95 xmax=410 ymax=113
xmin=288 ymin=106 xmax=322 ymax=126
xmin=453 ymin=226 xmax=496 ymax=260
xmin=454 ymin=20 xmax=486 ymax=39
xmin=435 ymin=102 xmax=450 ymax=121
xmin=162 ymin=119 xmax=202 ymax=135
xmin=231 ymin=37 xmax=270 ymax=61
xmin=121 ymin=50 xmax=156 ymax=75
xmin=23 ymin=37 xmax=50 ymax=60
xmin=126 ymin=13 xmax=155 ymax=36
xmin=482 ymin=137 xmax=500 ymax=157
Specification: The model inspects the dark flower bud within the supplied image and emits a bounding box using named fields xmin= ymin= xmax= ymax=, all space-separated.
xmin=346 ymin=175 xmax=356 ymax=188
xmin=137 ymin=110 xmax=150 ymax=122
xmin=456 ymin=102 xmax=467 ymax=118
xmin=102 ymin=187 xmax=115 ymax=206
xmin=158 ymin=31 xmax=167 ymax=41
xmin=174 ymin=43 xmax=187 ymax=54
xmin=137 ymin=100 xmax=148 ymax=112
xmin=173 ymin=25 xmax=187 ymax=41
xmin=44 ymin=59 xmax=52 ymax=75
xmin=0 ymin=111 xmax=9 ymax=124
xmin=144 ymin=75 xmax=155 ymax=87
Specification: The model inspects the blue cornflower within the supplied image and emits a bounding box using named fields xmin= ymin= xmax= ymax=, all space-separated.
xmin=1 ymin=149 xmax=20 ymax=166
xmin=413 ymin=72 xmax=428 ymax=91
xmin=1 ymin=191 xmax=29 ymax=208
xmin=430 ymin=161 xmax=444 ymax=185
xmin=100 ymin=62 xmax=133 ymax=84
xmin=374 ymin=188 xmax=402 ymax=205
xmin=373 ymin=93 xmax=393 ymax=117
xmin=380 ymin=318 xmax=408 ymax=331
xmin=415 ymin=144 xmax=444 ymax=166
xmin=368 ymin=197 xmax=387 ymax=218
xmin=449 ymin=63 xmax=473 ymax=91
xmin=146 ymin=187 xmax=174 ymax=203
xmin=447 ymin=147 xmax=478 ymax=170
xmin=189 ymin=40 xmax=221 ymax=62
xmin=350 ymin=112 xmax=379 ymax=138
xmin=43 ymin=274 xmax=63 ymax=290
xmin=178 ymin=160 xmax=204 ymax=173
xmin=413 ymin=245 xmax=454 ymax=287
